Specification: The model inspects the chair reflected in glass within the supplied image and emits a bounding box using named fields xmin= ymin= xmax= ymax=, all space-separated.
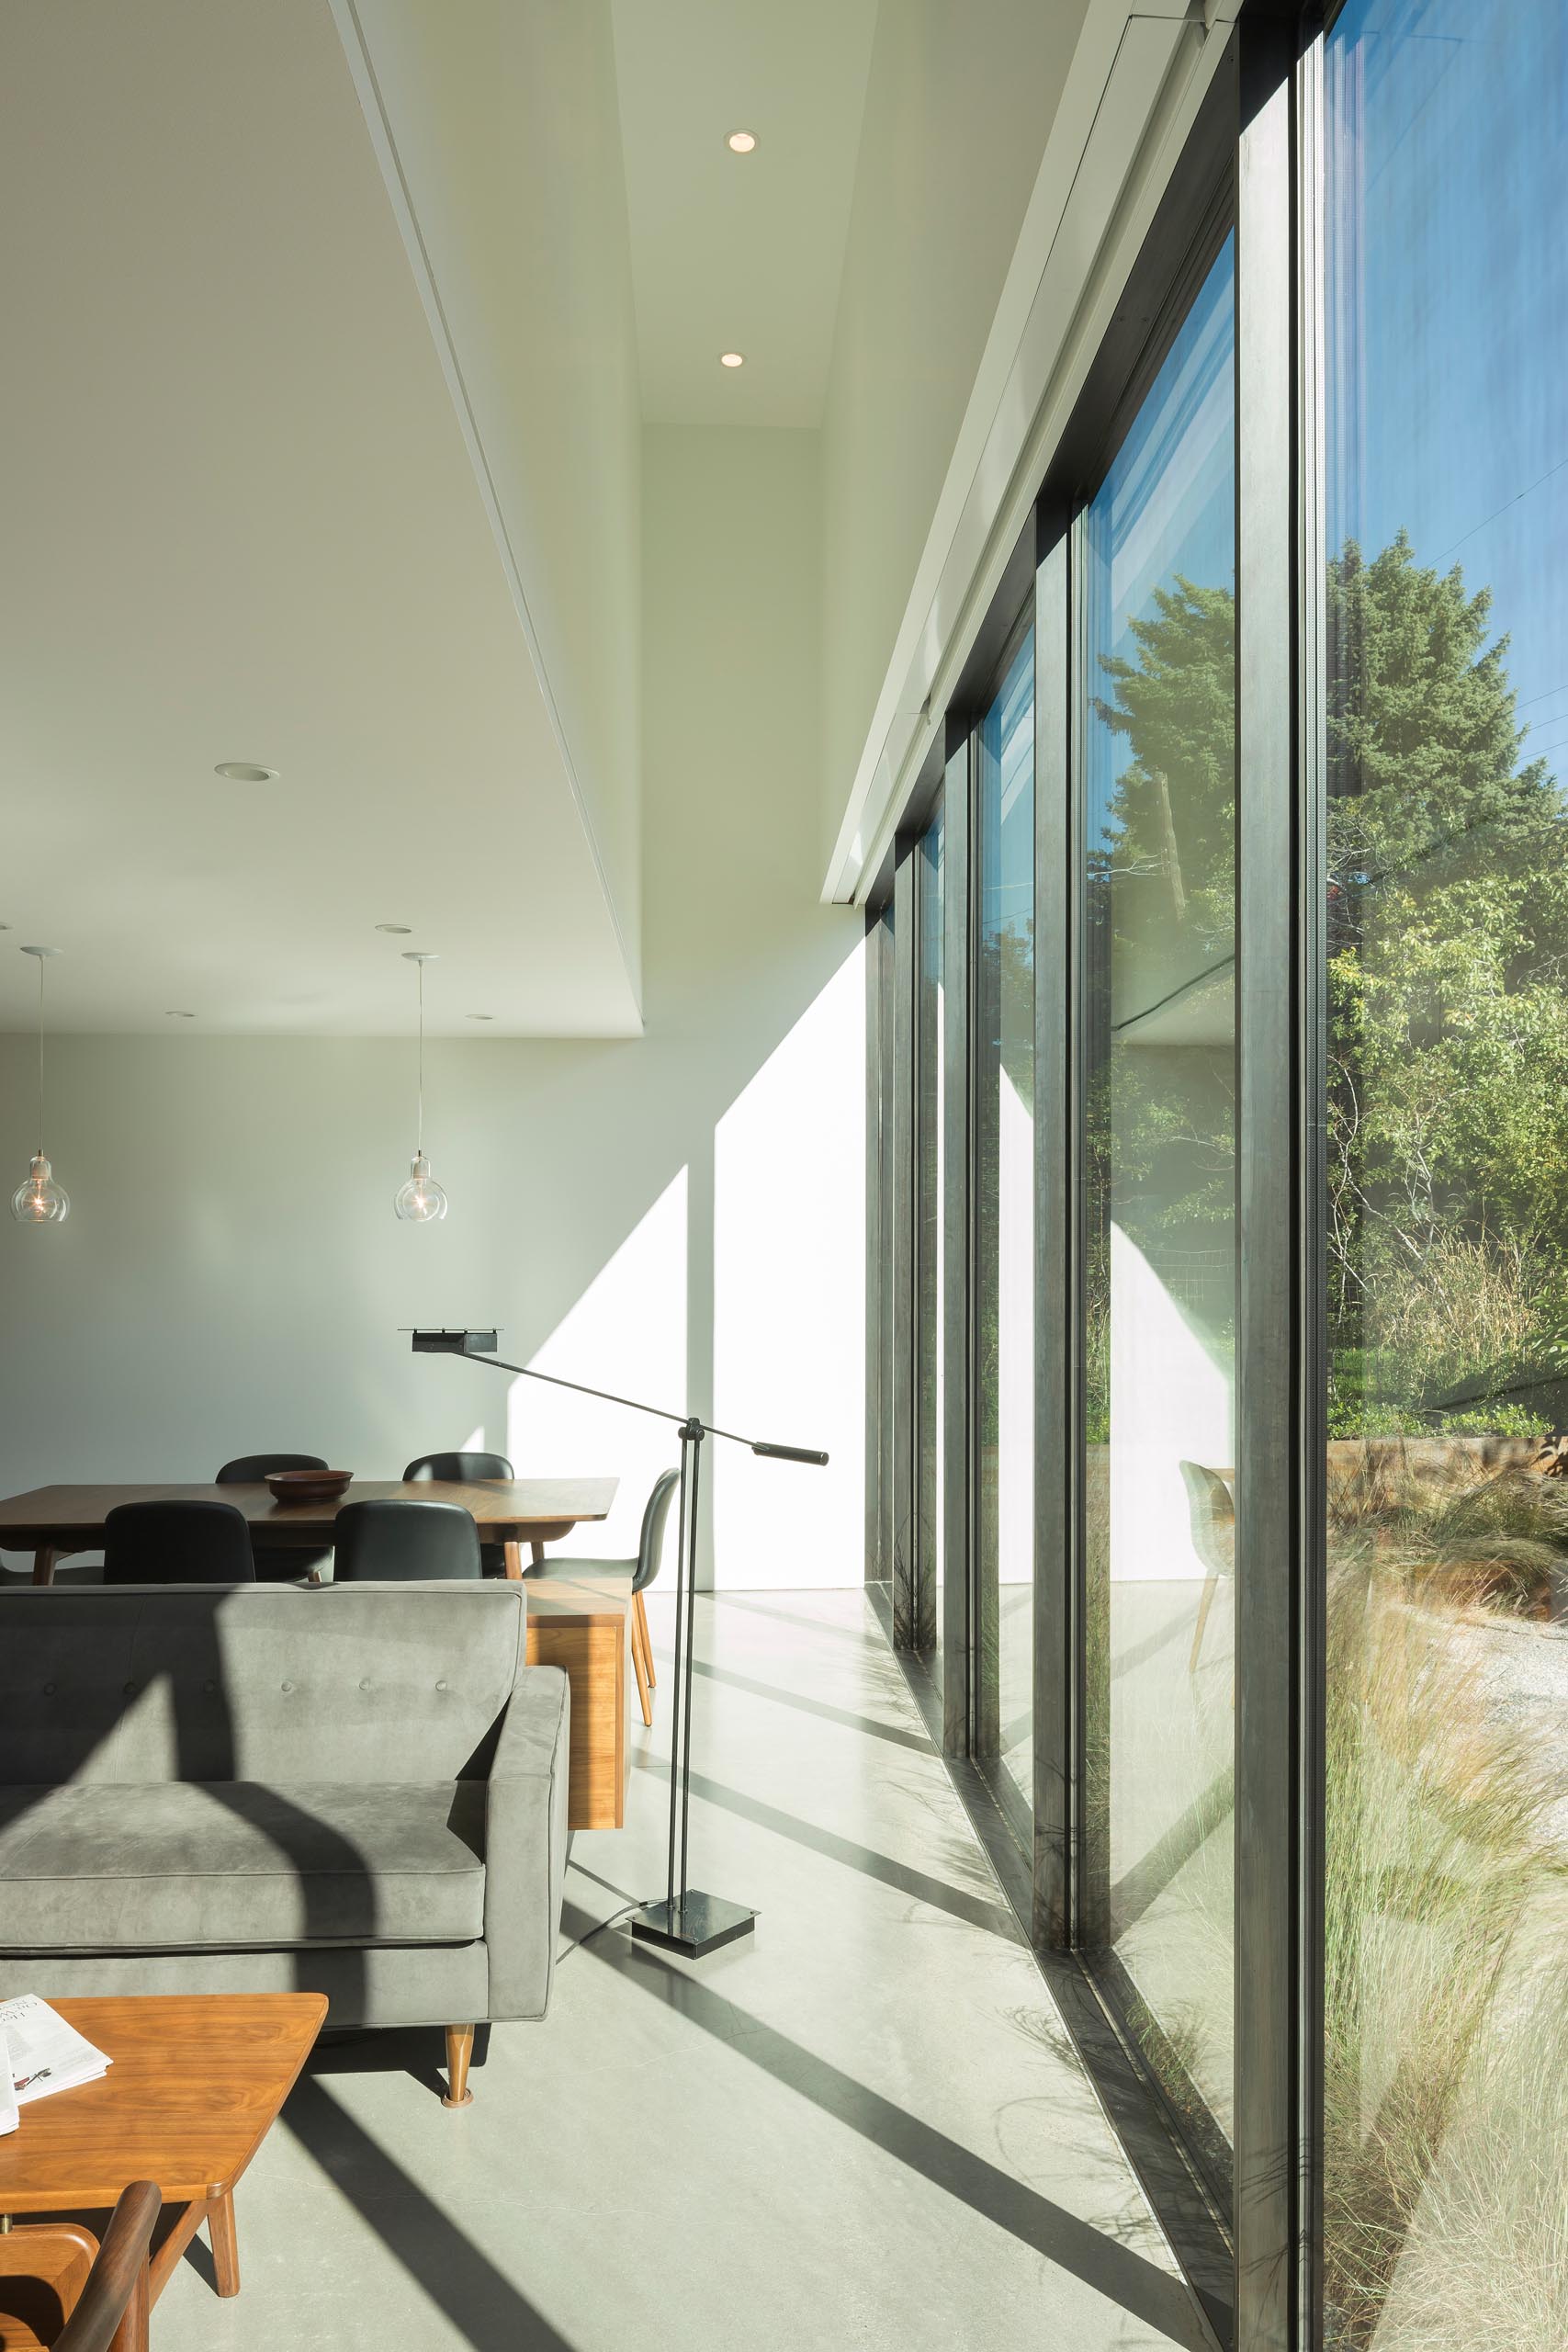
xmin=102 ymin=1499 xmax=254 ymax=1586
xmin=331 ymin=1497 xmax=481 ymax=1582
xmin=217 ymin=1452 xmax=331 ymax=1583
xmin=403 ymin=1450 xmax=514 ymax=1576
xmin=1178 ymin=1459 xmax=1235 ymax=1680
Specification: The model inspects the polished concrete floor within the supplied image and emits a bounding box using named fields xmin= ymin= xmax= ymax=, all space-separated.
xmin=156 ymin=1589 xmax=1211 ymax=2352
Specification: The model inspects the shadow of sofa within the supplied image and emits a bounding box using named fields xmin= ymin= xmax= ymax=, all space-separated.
xmin=0 ymin=1582 xmax=569 ymax=2106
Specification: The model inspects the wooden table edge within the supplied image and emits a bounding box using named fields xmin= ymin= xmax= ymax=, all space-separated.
xmin=0 ymin=1994 xmax=329 ymax=2229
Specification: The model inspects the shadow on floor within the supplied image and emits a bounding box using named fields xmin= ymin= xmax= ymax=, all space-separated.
xmin=582 ymin=1931 xmax=1210 ymax=2352
xmin=630 ymin=1750 xmax=1022 ymax=1942
xmin=282 ymin=2070 xmax=573 ymax=2352
xmin=687 ymin=1656 xmax=932 ymax=1754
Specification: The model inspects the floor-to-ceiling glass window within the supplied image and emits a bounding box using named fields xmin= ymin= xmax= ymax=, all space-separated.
xmin=976 ymin=626 xmax=1036 ymax=1825
xmin=916 ymin=803 xmax=946 ymax=1670
xmin=868 ymin=894 xmax=897 ymax=1594
xmin=1322 ymin=6 xmax=1568 ymax=2343
xmin=1080 ymin=235 xmax=1236 ymax=2173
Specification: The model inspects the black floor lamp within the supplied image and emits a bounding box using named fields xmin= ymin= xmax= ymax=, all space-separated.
xmin=411 ymin=1328 xmax=828 ymax=1958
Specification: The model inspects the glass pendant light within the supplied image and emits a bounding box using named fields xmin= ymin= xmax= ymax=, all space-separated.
xmin=393 ymin=951 xmax=447 ymax=1222
xmin=11 ymin=946 xmax=70 ymax=1227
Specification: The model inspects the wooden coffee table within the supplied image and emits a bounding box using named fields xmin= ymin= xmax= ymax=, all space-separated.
xmin=0 ymin=1993 xmax=325 ymax=2306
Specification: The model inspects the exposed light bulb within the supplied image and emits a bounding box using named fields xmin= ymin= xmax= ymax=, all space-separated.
xmin=394 ymin=1151 xmax=447 ymax=1224
xmin=394 ymin=952 xmax=448 ymax=1221
xmin=12 ymin=1152 xmax=69 ymax=1226
xmin=13 ymin=947 xmax=69 ymax=1228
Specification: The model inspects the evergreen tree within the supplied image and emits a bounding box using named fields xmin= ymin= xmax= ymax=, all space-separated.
xmin=1091 ymin=532 xmax=1568 ymax=1431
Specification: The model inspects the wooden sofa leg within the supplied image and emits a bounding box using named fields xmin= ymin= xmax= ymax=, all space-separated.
xmin=443 ymin=2024 xmax=475 ymax=2109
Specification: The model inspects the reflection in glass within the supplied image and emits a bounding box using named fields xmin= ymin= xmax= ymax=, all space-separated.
xmin=1081 ymin=237 xmax=1235 ymax=2165
xmin=1324 ymin=5 xmax=1568 ymax=2342
xmin=916 ymin=804 xmax=945 ymax=1667
xmin=976 ymin=628 xmax=1035 ymax=1822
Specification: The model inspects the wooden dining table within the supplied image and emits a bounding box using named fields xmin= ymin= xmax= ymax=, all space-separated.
xmin=0 ymin=1477 xmax=616 ymax=1587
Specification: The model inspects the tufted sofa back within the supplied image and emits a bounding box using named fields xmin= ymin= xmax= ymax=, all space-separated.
xmin=0 ymin=1584 xmax=526 ymax=1786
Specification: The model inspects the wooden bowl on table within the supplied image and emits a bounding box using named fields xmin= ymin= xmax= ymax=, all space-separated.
xmin=265 ymin=1468 xmax=354 ymax=1506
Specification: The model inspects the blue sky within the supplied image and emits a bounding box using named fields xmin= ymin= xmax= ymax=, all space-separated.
xmin=1087 ymin=237 xmax=1235 ymax=845
xmin=1327 ymin=0 xmax=1568 ymax=767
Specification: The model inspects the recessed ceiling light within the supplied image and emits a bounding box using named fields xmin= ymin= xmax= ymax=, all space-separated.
xmin=214 ymin=761 xmax=277 ymax=784
xmin=165 ymin=1009 xmax=196 ymax=1019
xmin=375 ymin=922 xmax=412 ymax=935
xmin=727 ymin=130 xmax=757 ymax=153
xmin=467 ymin=1013 xmax=494 ymax=1022
xmin=720 ymin=351 xmax=745 ymax=368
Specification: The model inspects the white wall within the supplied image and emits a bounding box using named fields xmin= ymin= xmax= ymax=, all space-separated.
xmin=0 ymin=425 xmax=864 ymax=1587
xmin=332 ymin=0 xmax=645 ymax=996
xmin=818 ymin=0 xmax=1089 ymax=860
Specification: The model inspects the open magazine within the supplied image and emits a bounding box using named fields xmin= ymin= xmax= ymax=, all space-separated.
xmin=0 ymin=1996 xmax=112 ymax=2134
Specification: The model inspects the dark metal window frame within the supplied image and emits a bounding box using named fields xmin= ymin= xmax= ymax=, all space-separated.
xmin=968 ymin=599 xmax=1042 ymax=1841
xmin=866 ymin=7 xmax=1331 ymax=2345
xmin=1043 ymin=64 xmax=1244 ymax=2320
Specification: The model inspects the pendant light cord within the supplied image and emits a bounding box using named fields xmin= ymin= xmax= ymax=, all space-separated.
xmin=35 ymin=956 xmax=45 ymax=1157
xmin=416 ymin=956 xmax=424 ymax=1157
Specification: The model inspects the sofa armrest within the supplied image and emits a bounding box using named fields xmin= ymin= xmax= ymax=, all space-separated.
xmin=482 ymin=1664 xmax=570 ymax=2020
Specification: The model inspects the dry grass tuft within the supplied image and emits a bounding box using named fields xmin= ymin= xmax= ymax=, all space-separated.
xmin=1323 ymin=1559 xmax=1567 ymax=2346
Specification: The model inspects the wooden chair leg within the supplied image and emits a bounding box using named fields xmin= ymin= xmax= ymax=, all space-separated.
xmin=635 ymin=1590 xmax=655 ymax=1686
xmin=207 ymin=2189 xmax=240 ymax=2299
xmin=444 ymin=2023 xmax=475 ymax=2108
xmin=1189 ymin=1574 xmax=1219 ymax=1674
xmin=630 ymin=1606 xmax=653 ymax=1726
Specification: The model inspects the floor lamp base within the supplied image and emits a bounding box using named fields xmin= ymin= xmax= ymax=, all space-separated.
xmin=630 ymin=1894 xmax=757 ymax=1958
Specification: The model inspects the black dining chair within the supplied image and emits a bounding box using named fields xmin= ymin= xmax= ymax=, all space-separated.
xmin=331 ymin=1498 xmax=482 ymax=1582
xmin=217 ymin=1452 xmax=332 ymax=1583
xmin=103 ymin=1499 xmax=255 ymax=1585
xmin=403 ymin=1449 xmax=514 ymax=1577
xmin=553 ymin=1469 xmax=679 ymax=1726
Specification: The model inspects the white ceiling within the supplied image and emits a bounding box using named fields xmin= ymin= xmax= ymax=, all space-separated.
xmin=0 ymin=0 xmax=641 ymax=1037
xmin=612 ymin=0 xmax=879 ymax=428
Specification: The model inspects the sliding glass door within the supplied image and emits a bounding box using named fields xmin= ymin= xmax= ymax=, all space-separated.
xmin=1078 ymin=236 xmax=1237 ymax=2177
xmin=976 ymin=626 xmax=1036 ymax=1825
xmin=915 ymin=800 xmax=945 ymax=1668
xmin=1320 ymin=3 xmax=1568 ymax=2342
xmin=865 ymin=13 xmax=1568 ymax=2337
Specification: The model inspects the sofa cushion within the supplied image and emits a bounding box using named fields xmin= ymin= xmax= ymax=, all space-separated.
xmin=0 ymin=1781 xmax=486 ymax=1953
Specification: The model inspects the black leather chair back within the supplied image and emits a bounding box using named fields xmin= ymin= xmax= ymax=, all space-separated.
xmin=332 ymin=1498 xmax=482 ymax=1582
xmin=103 ymin=1499 xmax=255 ymax=1586
xmin=402 ymin=1451 xmax=514 ymax=1484
xmin=633 ymin=1469 xmax=682 ymax=1595
xmin=217 ymin=1453 xmax=328 ymax=1483
xmin=215 ymin=1453 xmax=332 ymax=1581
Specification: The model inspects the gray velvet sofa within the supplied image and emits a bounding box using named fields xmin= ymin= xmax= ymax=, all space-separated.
xmin=0 ymin=1582 xmax=569 ymax=2105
